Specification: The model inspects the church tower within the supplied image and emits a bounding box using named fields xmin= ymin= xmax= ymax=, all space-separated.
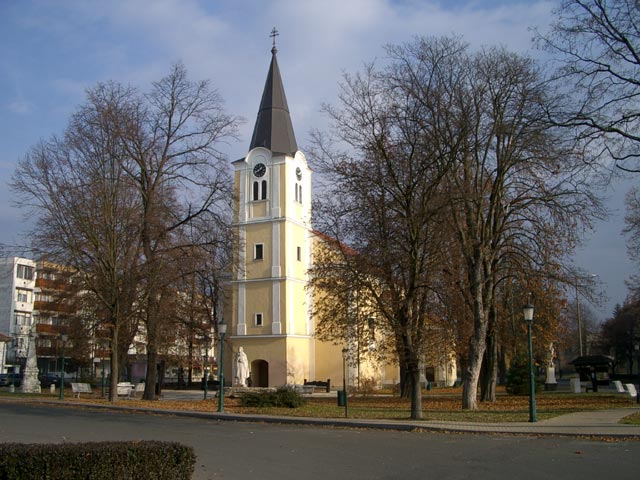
xmin=229 ymin=35 xmax=314 ymax=387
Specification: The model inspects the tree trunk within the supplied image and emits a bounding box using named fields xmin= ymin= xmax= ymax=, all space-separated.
xmin=109 ymin=322 xmax=119 ymax=403
xmin=480 ymin=327 xmax=498 ymax=402
xmin=462 ymin=267 xmax=488 ymax=410
xmin=409 ymin=365 xmax=423 ymax=420
xmin=480 ymin=302 xmax=498 ymax=402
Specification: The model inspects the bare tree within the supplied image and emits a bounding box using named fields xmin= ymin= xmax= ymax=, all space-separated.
xmin=535 ymin=0 xmax=640 ymax=172
xmin=11 ymin=82 xmax=143 ymax=402
xmin=310 ymin=43 xmax=454 ymax=419
xmin=312 ymin=35 xmax=603 ymax=415
xmin=438 ymin=42 xmax=601 ymax=410
xmin=116 ymin=64 xmax=240 ymax=400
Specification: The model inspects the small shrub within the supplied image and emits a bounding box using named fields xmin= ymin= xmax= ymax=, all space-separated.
xmin=240 ymin=387 xmax=305 ymax=408
xmin=357 ymin=376 xmax=379 ymax=397
xmin=506 ymin=358 xmax=541 ymax=395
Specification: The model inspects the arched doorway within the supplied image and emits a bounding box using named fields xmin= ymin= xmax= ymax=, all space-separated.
xmin=251 ymin=360 xmax=269 ymax=387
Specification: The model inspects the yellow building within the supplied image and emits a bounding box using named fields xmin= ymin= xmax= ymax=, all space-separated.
xmin=226 ymin=43 xmax=455 ymax=390
xmin=226 ymin=42 xmax=322 ymax=388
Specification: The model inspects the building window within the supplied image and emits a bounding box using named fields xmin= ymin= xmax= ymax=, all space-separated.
xmin=253 ymin=181 xmax=259 ymax=201
xmin=261 ymin=180 xmax=267 ymax=200
xmin=16 ymin=289 xmax=30 ymax=303
xmin=15 ymin=312 xmax=31 ymax=326
xmin=297 ymin=246 xmax=302 ymax=262
xmin=255 ymin=313 xmax=263 ymax=326
xmin=16 ymin=264 xmax=34 ymax=280
xmin=254 ymin=243 xmax=264 ymax=260
xmin=298 ymin=184 xmax=302 ymax=203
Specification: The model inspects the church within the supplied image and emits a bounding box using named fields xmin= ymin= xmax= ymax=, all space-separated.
xmin=223 ymin=36 xmax=456 ymax=390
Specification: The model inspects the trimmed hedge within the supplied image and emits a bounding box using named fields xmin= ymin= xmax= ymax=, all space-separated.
xmin=0 ymin=441 xmax=195 ymax=480
xmin=240 ymin=386 xmax=305 ymax=408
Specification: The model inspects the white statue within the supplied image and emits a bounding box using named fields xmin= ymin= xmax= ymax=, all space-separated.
xmin=233 ymin=347 xmax=250 ymax=387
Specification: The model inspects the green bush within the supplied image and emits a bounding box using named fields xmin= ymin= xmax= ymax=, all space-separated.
xmin=240 ymin=387 xmax=305 ymax=408
xmin=506 ymin=357 xmax=540 ymax=395
xmin=0 ymin=441 xmax=195 ymax=480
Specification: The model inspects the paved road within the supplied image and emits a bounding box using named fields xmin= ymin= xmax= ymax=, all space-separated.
xmin=1 ymin=403 xmax=640 ymax=480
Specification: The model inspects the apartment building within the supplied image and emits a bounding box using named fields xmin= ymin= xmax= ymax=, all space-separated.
xmin=0 ymin=257 xmax=37 ymax=373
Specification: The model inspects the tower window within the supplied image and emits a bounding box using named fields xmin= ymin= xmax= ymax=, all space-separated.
xmin=254 ymin=243 xmax=264 ymax=260
xmin=261 ymin=180 xmax=267 ymax=200
xmin=294 ymin=183 xmax=303 ymax=203
xmin=255 ymin=313 xmax=263 ymax=326
xmin=253 ymin=181 xmax=259 ymax=201
xmin=297 ymin=246 xmax=302 ymax=262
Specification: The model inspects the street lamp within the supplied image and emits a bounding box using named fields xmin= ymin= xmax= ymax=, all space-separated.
xmin=217 ymin=321 xmax=227 ymax=413
xmin=523 ymin=304 xmax=537 ymax=423
xmin=203 ymin=336 xmax=209 ymax=401
xmin=59 ymin=334 xmax=68 ymax=400
xmin=342 ymin=347 xmax=349 ymax=418
xmin=101 ymin=356 xmax=106 ymax=398
xmin=635 ymin=343 xmax=639 ymax=405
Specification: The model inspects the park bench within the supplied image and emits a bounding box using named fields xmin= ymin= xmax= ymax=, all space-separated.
xmin=117 ymin=382 xmax=135 ymax=398
xmin=613 ymin=380 xmax=626 ymax=393
xmin=303 ymin=379 xmax=331 ymax=393
xmin=133 ymin=382 xmax=145 ymax=397
xmin=71 ymin=382 xmax=92 ymax=398
xmin=624 ymin=383 xmax=638 ymax=401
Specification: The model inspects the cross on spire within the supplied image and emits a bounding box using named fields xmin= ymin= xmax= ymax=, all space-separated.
xmin=270 ymin=27 xmax=279 ymax=54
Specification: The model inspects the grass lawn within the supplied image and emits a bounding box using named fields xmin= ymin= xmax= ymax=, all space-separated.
xmin=2 ymin=386 xmax=637 ymax=423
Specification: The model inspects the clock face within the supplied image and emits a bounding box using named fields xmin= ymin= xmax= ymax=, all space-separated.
xmin=253 ymin=163 xmax=266 ymax=178
xmin=295 ymin=167 xmax=302 ymax=181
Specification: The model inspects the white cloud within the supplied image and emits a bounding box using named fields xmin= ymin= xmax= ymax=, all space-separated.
xmin=7 ymin=98 xmax=35 ymax=115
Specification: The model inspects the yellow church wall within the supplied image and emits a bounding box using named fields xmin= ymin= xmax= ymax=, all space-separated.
xmin=313 ymin=339 xmax=344 ymax=388
xmin=286 ymin=281 xmax=308 ymax=336
xmin=284 ymin=336 xmax=313 ymax=384
xmin=245 ymin=222 xmax=272 ymax=279
xmin=251 ymin=199 xmax=268 ymax=219
xmin=243 ymin=282 xmax=272 ymax=334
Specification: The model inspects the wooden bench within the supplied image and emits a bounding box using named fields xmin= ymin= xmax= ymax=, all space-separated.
xmin=304 ymin=379 xmax=331 ymax=393
xmin=71 ymin=382 xmax=92 ymax=398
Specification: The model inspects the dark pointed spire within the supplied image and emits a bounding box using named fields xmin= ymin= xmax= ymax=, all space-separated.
xmin=249 ymin=29 xmax=298 ymax=156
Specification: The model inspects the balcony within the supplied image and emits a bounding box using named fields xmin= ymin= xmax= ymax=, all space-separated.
xmin=33 ymin=301 xmax=76 ymax=314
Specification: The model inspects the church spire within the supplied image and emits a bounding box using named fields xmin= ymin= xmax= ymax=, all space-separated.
xmin=249 ymin=28 xmax=298 ymax=156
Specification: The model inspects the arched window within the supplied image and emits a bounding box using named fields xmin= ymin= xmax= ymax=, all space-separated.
xmin=261 ymin=180 xmax=267 ymax=200
xmin=252 ymin=181 xmax=259 ymax=201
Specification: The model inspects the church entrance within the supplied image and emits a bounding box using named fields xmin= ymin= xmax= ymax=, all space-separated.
xmin=251 ymin=360 xmax=269 ymax=387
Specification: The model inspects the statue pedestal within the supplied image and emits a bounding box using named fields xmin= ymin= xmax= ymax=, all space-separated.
xmin=21 ymin=366 xmax=41 ymax=394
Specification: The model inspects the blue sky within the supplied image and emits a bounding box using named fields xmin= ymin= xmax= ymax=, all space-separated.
xmin=0 ymin=0 xmax=634 ymax=320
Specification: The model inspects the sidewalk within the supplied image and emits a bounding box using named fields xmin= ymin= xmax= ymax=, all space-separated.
xmin=155 ymin=389 xmax=640 ymax=438
xmin=3 ymin=390 xmax=639 ymax=439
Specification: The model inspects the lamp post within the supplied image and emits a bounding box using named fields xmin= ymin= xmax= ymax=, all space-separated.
xmin=59 ymin=334 xmax=68 ymax=400
xmin=101 ymin=357 xmax=106 ymax=398
xmin=523 ymin=304 xmax=537 ymax=422
xmin=635 ymin=343 xmax=639 ymax=405
xmin=203 ymin=335 xmax=209 ymax=401
xmin=342 ymin=347 xmax=348 ymax=418
xmin=217 ymin=322 xmax=227 ymax=413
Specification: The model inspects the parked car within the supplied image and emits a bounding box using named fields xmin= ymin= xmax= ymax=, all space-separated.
xmin=0 ymin=373 xmax=23 ymax=387
xmin=38 ymin=373 xmax=71 ymax=388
